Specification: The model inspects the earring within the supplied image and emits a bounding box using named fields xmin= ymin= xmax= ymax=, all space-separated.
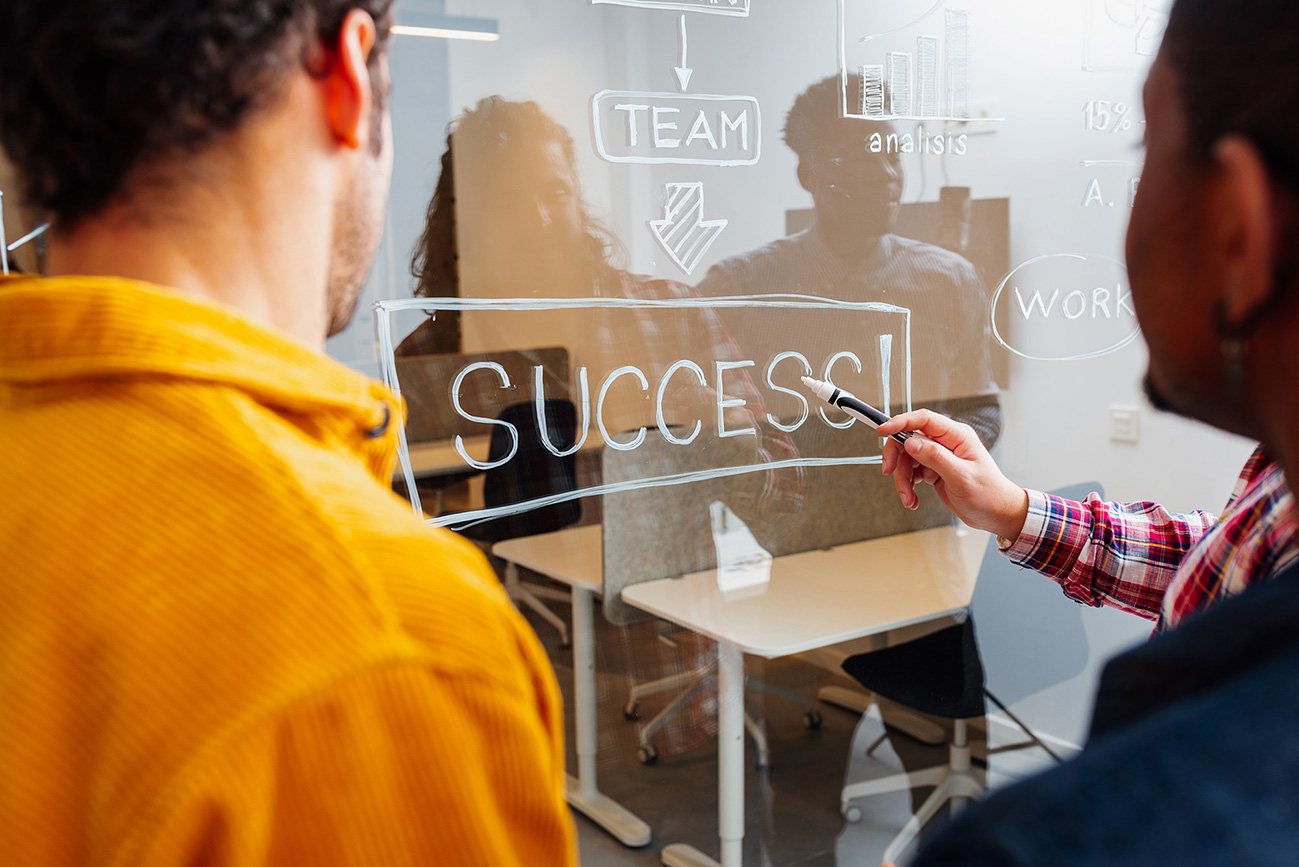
xmin=1214 ymin=297 xmax=1251 ymax=400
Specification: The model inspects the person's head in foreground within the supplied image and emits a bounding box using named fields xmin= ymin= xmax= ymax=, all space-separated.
xmin=0 ymin=0 xmax=395 ymax=345
xmin=898 ymin=0 xmax=1299 ymax=862
xmin=0 ymin=3 xmax=577 ymax=865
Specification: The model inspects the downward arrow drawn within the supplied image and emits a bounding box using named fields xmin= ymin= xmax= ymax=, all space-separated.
xmin=673 ymin=14 xmax=693 ymax=91
xmin=649 ymin=182 xmax=727 ymax=276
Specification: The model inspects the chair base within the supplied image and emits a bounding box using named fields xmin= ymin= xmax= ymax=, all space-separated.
xmin=842 ymin=718 xmax=985 ymax=865
xmin=627 ymin=662 xmax=816 ymax=770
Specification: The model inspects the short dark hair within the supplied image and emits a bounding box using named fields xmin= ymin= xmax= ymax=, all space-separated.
xmin=0 ymin=0 xmax=393 ymax=227
xmin=1164 ymin=0 xmax=1299 ymax=179
xmin=783 ymin=74 xmax=894 ymax=165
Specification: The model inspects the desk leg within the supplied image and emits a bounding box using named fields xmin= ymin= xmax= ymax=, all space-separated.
xmin=660 ymin=640 xmax=744 ymax=867
xmin=565 ymin=585 xmax=652 ymax=848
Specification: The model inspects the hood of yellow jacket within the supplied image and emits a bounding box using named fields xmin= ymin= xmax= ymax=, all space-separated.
xmin=0 ymin=274 xmax=404 ymax=481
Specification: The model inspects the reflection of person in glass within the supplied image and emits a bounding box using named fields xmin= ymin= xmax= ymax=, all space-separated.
xmin=399 ymin=96 xmax=803 ymax=759
xmin=399 ymin=96 xmax=803 ymax=514
xmin=697 ymin=74 xmax=1002 ymax=448
xmin=398 ymin=98 xmax=622 ymax=355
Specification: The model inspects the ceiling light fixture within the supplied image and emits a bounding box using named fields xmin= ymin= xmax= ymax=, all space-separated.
xmin=392 ymin=13 xmax=499 ymax=42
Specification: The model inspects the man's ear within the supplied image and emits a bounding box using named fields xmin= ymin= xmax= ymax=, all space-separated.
xmin=796 ymin=160 xmax=816 ymax=195
xmin=324 ymin=9 xmax=379 ymax=150
xmin=1213 ymin=135 xmax=1277 ymax=328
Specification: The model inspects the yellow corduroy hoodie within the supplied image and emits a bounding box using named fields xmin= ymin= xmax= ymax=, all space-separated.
xmin=0 ymin=276 xmax=576 ymax=867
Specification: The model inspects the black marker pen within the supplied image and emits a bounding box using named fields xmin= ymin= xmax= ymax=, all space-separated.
xmin=800 ymin=376 xmax=917 ymax=445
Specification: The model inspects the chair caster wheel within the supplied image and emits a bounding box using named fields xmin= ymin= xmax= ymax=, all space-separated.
xmin=638 ymin=744 xmax=659 ymax=765
xmin=803 ymin=709 xmax=823 ymax=729
xmin=842 ymin=804 xmax=863 ymax=824
xmin=623 ymin=701 xmax=640 ymax=721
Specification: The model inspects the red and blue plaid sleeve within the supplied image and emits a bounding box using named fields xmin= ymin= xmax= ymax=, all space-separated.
xmin=1004 ymin=489 xmax=1217 ymax=621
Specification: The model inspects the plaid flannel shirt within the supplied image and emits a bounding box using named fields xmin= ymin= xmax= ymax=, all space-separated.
xmin=1003 ymin=446 xmax=1299 ymax=631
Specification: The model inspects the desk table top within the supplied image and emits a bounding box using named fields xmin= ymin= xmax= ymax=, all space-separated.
xmin=621 ymin=525 xmax=989 ymax=659
xmin=491 ymin=524 xmax=604 ymax=593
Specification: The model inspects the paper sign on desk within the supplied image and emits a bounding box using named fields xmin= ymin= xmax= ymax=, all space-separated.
xmin=709 ymin=500 xmax=772 ymax=598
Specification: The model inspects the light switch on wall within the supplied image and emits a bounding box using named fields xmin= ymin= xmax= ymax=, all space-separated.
xmin=1108 ymin=406 xmax=1140 ymax=444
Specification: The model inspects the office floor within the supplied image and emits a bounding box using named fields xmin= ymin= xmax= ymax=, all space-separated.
xmin=515 ymin=571 xmax=1057 ymax=867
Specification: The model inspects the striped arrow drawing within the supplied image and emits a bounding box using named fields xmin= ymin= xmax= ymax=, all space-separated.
xmin=649 ymin=182 xmax=728 ymax=276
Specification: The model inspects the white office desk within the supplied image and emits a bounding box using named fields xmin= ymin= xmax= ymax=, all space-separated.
xmin=621 ymin=524 xmax=989 ymax=867
xmin=491 ymin=525 xmax=652 ymax=849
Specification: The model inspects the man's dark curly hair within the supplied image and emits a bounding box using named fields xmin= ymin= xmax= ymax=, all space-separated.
xmin=0 ymin=0 xmax=394 ymax=228
xmin=1164 ymin=0 xmax=1299 ymax=178
xmin=783 ymin=73 xmax=893 ymax=166
xmin=783 ymin=74 xmax=855 ymax=164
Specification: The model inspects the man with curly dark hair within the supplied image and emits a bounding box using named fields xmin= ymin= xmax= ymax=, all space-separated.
xmin=0 ymin=4 xmax=576 ymax=866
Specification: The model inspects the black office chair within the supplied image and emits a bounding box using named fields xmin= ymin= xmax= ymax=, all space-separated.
xmin=839 ymin=616 xmax=988 ymax=860
xmin=460 ymin=399 xmax=582 ymax=645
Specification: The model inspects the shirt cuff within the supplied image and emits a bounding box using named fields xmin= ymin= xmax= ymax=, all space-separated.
xmin=999 ymin=489 xmax=1052 ymax=562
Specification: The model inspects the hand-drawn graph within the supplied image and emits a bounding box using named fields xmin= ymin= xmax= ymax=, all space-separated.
xmin=590 ymin=0 xmax=749 ymax=17
xmin=839 ymin=0 xmax=977 ymax=122
xmin=649 ymin=183 xmax=728 ymax=275
xmin=1083 ymin=0 xmax=1171 ymax=72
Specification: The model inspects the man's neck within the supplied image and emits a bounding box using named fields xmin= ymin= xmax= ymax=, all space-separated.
xmin=44 ymin=123 xmax=337 ymax=350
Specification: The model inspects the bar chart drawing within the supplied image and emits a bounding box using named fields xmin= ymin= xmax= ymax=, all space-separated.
xmin=886 ymin=52 xmax=912 ymax=117
xmin=839 ymin=0 xmax=981 ymax=123
xmin=944 ymin=9 xmax=969 ymax=119
xmin=916 ymin=36 xmax=939 ymax=118
xmin=860 ymin=66 xmax=885 ymax=116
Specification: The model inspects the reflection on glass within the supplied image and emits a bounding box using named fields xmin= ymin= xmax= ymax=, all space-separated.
xmin=697 ymin=74 xmax=1002 ymax=448
xmin=396 ymin=96 xmax=805 ymax=532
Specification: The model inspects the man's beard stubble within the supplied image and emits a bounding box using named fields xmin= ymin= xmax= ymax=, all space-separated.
xmin=324 ymin=180 xmax=380 ymax=338
xmin=325 ymin=109 xmax=389 ymax=339
xmin=1141 ymin=371 xmax=1182 ymax=417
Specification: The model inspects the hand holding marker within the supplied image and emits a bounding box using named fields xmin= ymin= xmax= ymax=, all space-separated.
xmin=799 ymin=376 xmax=925 ymax=445
xmin=800 ymin=376 xmax=1030 ymax=534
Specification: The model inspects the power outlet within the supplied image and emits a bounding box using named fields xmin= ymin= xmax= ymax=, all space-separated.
xmin=1108 ymin=406 xmax=1140 ymax=444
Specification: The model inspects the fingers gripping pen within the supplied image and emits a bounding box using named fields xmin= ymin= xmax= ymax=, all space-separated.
xmin=800 ymin=376 xmax=918 ymax=445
